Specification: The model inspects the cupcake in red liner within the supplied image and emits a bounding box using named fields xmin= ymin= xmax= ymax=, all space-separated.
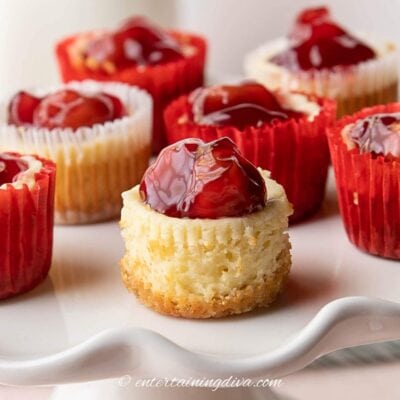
xmin=245 ymin=6 xmax=398 ymax=118
xmin=328 ymin=104 xmax=400 ymax=259
xmin=164 ymin=81 xmax=336 ymax=222
xmin=0 ymin=152 xmax=56 ymax=299
xmin=55 ymin=16 xmax=207 ymax=153
xmin=0 ymin=80 xmax=152 ymax=225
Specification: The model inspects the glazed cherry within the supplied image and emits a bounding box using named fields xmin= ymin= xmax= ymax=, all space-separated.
xmin=140 ymin=137 xmax=266 ymax=219
xmin=0 ymin=153 xmax=28 ymax=186
xmin=349 ymin=113 xmax=400 ymax=159
xmin=271 ymin=7 xmax=376 ymax=71
xmin=8 ymin=89 xmax=126 ymax=130
xmin=33 ymin=90 xmax=126 ymax=130
xmin=190 ymin=82 xmax=303 ymax=129
xmin=84 ymin=16 xmax=184 ymax=69
xmin=8 ymin=91 xmax=41 ymax=126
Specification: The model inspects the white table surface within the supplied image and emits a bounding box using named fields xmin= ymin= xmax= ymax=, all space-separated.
xmin=1 ymin=359 xmax=400 ymax=400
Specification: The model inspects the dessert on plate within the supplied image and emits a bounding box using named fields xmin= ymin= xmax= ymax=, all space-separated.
xmin=245 ymin=6 xmax=398 ymax=117
xmin=328 ymin=103 xmax=400 ymax=259
xmin=164 ymin=81 xmax=336 ymax=222
xmin=0 ymin=80 xmax=152 ymax=225
xmin=0 ymin=152 xmax=56 ymax=299
xmin=120 ymin=137 xmax=293 ymax=318
xmin=55 ymin=16 xmax=207 ymax=153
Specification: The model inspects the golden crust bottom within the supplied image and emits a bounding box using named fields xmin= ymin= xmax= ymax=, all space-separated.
xmin=120 ymin=242 xmax=291 ymax=319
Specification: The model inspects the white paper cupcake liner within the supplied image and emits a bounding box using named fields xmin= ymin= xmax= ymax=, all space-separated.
xmin=244 ymin=35 xmax=398 ymax=116
xmin=0 ymin=80 xmax=153 ymax=224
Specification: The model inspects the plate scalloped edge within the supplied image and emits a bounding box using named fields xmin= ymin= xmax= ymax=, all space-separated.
xmin=1 ymin=296 xmax=400 ymax=385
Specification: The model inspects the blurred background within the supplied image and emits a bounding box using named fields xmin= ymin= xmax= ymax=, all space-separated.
xmin=1 ymin=0 xmax=398 ymax=94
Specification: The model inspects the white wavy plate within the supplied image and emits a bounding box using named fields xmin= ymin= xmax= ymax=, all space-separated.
xmin=0 ymin=171 xmax=400 ymax=386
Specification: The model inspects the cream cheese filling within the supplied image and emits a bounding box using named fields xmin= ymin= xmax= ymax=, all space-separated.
xmin=275 ymin=91 xmax=320 ymax=121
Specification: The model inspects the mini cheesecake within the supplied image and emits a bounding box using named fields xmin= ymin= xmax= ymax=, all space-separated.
xmin=55 ymin=16 xmax=206 ymax=153
xmin=164 ymin=81 xmax=336 ymax=222
xmin=245 ymin=7 xmax=398 ymax=117
xmin=0 ymin=152 xmax=56 ymax=299
xmin=120 ymin=137 xmax=293 ymax=318
xmin=0 ymin=80 xmax=152 ymax=224
xmin=328 ymin=104 xmax=400 ymax=259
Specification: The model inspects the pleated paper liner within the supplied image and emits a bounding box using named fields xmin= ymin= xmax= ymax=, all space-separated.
xmin=0 ymin=81 xmax=152 ymax=225
xmin=0 ymin=155 xmax=56 ymax=299
xmin=244 ymin=37 xmax=398 ymax=118
xmin=327 ymin=103 xmax=400 ymax=259
xmin=164 ymin=94 xmax=336 ymax=223
xmin=55 ymin=31 xmax=207 ymax=153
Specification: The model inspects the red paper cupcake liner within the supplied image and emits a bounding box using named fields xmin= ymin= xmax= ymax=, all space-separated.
xmin=0 ymin=155 xmax=56 ymax=299
xmin=327 ymin=104 xmax=400 ymax=259
xmin=164 ymin=95 xmax=336 ymax=222
xmin=55 ymin=31 xmax=207 ymax=153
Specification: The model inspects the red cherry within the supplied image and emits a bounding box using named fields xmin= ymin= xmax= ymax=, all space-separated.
xmin=84 ymin=16 xmax=184 ymax=69
xmin=296 ymin=6 xmax=329 ymax=25
xmin=349 ymin=112 xmax=400 ymax=159
xmin=8 ymin=91 xmax=41 ymax=125
xmin=271 ymin=7 xmax=376 ymax=71
xmin=140 ymin=137 xmax=266 ymax=219
xmin=103 ymin=91 xmax=127 ymax=120
xmin=190 ymin=82 xmax=303 ymax=129
xmin=32 ymin=89 xmax=126 ymax=130
xmin=0 ymin=153 xmax=28 ymax=186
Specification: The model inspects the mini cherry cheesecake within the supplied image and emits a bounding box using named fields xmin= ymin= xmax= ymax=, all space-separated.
xmin=55 ymin=16 xmax=207 ymax=153
xmin=0 ymin=152 xmax=56 ymax=299
xmin=164 ymin=81 xmax=336 ymax=222
xmin=245 ymin=7 xmax=398 ymax=118
xmin=328 ymin=104 xmax=400 ymax=259
xmin=0 ymin=80 xmax=152 ymax=224
xmin=120 ymin=137 xmax=293 ymax=318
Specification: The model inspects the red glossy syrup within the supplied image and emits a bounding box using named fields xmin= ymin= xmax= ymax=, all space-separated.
xmin=8 ymin=89 xmax=126 ymax=130
xmin=0 ymin=153 xmax=28 ymax=185
xmin=349 ymin=112 xmax=400 ymax=159
xmin=271 ymin=7 xmax=376 ymax=71
xmin=190 ymin=82 xmax=303 ymax=129
xmin=140 ymin=137 xmax=266 ymax=219
xmin=8 ymin=91 xmax=41 ymax=126
xmin=84 ymin=16 xmax=184 ymax=69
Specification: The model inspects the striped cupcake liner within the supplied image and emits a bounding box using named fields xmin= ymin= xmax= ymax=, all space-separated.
xmin=56 ymin=31 xmax=207 ymax=153
xmin=164 ymin=93 xmax=336 ymax=222
xmin=327 ymin=103 xmax=400 ymax=259
xmin=0 ymin=154 xmax=56 ymax=299
xmin=0 ymin=80 xmax=153 ymax=225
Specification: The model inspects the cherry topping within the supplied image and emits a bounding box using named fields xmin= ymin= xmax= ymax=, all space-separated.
xmin=271 ymin=7 xmax=376 ymax=71
xmin=0 ymin=153 xmax=28 ymax=186
xmin=8 ymin=89 xmax=126 ymax=130
xmin=33 ymin=89 xmax=126 ymax=130
xmin=140 ymin=137 xmax=266 ymax=219
xmin=8 ymin=91 xmax=41 ymax=126
xmin=348 ymin=113 xmax=400 ymax=159
xmin=83 ymin=16 xmax=184 ymax=70
xmin=190 ymin=82 xmax=303 ymax=129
